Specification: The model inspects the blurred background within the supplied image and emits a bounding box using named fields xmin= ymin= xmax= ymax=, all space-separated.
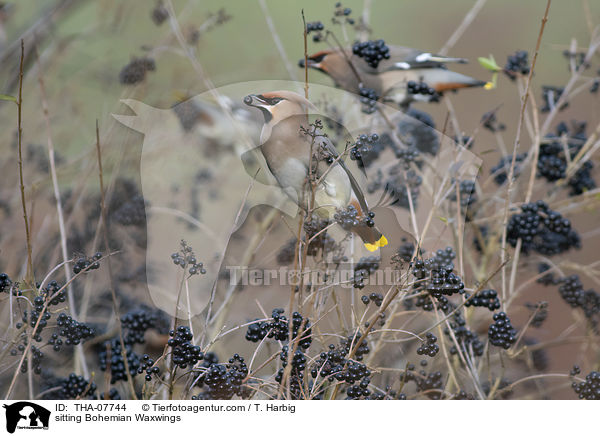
xmin=1 ymin=0 xmax=599 ymax=399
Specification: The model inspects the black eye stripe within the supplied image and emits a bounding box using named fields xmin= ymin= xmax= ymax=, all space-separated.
xmin=258 ymin=96 xmax=284 ymax=105
xmin=309 ymin=53 xmax=327 ymax=63
xmin=261 ymin=95 xmax=283 ymax=106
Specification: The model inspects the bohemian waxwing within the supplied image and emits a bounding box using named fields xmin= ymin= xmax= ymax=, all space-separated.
xmin=243 ymin=90 xmax=387 ymax=251
xmin=299 ymin=45 xmax=489 ymax=108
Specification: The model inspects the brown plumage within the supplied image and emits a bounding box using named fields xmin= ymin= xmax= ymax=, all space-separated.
xmin=243 ymin=90 xmax=387 ymax=251
xmin=299 ymin=46 xmax=489 ymax=107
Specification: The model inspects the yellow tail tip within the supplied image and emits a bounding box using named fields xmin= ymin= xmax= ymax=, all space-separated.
xmin=364 ymin=235 xmax=388 ymax=252
xmin=484 ymin=81 xmax=495 ymax=90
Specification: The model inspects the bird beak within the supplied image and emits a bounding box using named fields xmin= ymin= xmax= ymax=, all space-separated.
xmin=243 ymin=94 xmax=269 ymax=108
xmin=244 ymin=94 xmax=273 ymax=123
xmin=298 ymin=58 xmax=322 ymax=70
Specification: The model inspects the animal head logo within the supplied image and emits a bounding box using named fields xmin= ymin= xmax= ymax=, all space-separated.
xmin=3 ymin=402 xmax=51 ymax=433
xmin=113 ymin=80 xmax=480 ymax=322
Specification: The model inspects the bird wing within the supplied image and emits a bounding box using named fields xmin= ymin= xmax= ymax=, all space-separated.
xmin=318 ymin=134 xmax=370 ymax=215
xmin=362 ymin=46 xmax=468 ymax=73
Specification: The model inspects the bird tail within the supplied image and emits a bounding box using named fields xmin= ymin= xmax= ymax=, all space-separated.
xmin=422 ymin=70 xmax=490 ymax=93
xmin=353 ymin=225 xmax=388 ymax=252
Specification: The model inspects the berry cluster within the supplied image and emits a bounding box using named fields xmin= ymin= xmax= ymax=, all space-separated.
xmin=537 ymin=123 xmax=595 ymax=196
xmin=427 ymin=266 xmax=464 ymax=296
xmin=416 ymin=333 xmax=439 ymax=357
xmin=333 ymin=3 xmax=354 ymax=25
xmin=39 ymin=280 xmax=66 ymax=306
xmin=444 ymin=313 xmax=485 ymax=357
xmin=506 ymin=201 xmax=580 ymax=255
xmin=310 ymin=335 xmax=372 ymax=398
xmin=73 ymin=252 xmax=102 ymax=274
xmin=562 ymin=50 xmax=589 ymax=71
xmin=504 ymin=50 xmax=530 ymax=80
xmin=22 ymin=296 xmax=52 ymax=342
xmin=572 ymin=371 xmax=600 ymax=400
xmin=53 ymin=374 xmax=97 ymax=399
xmin=392 ymin=145 xmax=421 ymax=171
xmin=358 ymin=133 xmax=386 ymax=168
xmin=407 ymin=80 xmax=439 ymax=100
xmin=536 ymin=262 xmax=559 ymax=286
xmin=53 ymin=312 xmax=96 ymax=348
xmin=481 ymin=111 xmax=506 ymax=132
xmin=101 ymin=389 xmax=121 ymax=400
xmin=465 ymin=289 xmax=501 ymax=311
xmin=358 ymin=86 xmax=379 ymax=114
xmin=98 ymin=338 xmax=142 ymax=384
xmin=400 ymin=109 xmax=439 ymax=155
xmin=119 ymin=57 xmax=156 ymax=85
xmin=538 ymin=273 xmax=599 ymax=329
xmin=171 ymin=240 xmax=206 ymax=275
xmin=16 ymin=344 xmax=44 ymax=374
xmin=139 ymin=354 xmax=161 ymax=381
xmin=121 ymin=307 xmax=161 ymax=344
xmin=400 ymin=366 xmax=444 ymax=399
xmin=472 ymin=225 xmax=489 ymax=253
xmin=195 ymin=354 xmax=248 ymax=400
xmin=395 ymin=237 xmax=416 ymax=262
xmin=408 ymin=248 xmax=465 ymax=315
xmin=334 ymin=205 xmax=376 ymax=231
xmin=245 ymin=309 xmax=312 ymax=349
xmin=488 ymin=312 xmax=517 ymax=349
xmin=276 ymin=238 xmax=297 ymax=265
xmin=371 ymin=167 xmax=422 ymax=210
xmin=112 ymin=194 xmax=146 ymax=226
xmin=525 ymin=301 xmax=549 ymax=328
xmin=568 ymin=161 xmax=596 ymax=196
xmin=352 ymin=40 xmax=390 ymax=68
xmin=303 ymin=217 xmax=338 ymax=257
xmin=448 ymin=180 xmax=477 ymax=208
xmin=305 ymin=21 xmax=324 ymax=32
xmin=490 ymin=153 xmax=527 ymax=185
xmin=276 ymin=346 xmax=308 ymax=399
xmin=151 ymin=1 xmax=168 ymax=25
xmin=353 ymin=256 xmax=379 ymax=289
xmin=349 ymin=133 xmax=380 ymax=166
xmin=559 ymin=275 xmax=597 ymax=311
xmin=412 ymin=248 xmax=464 ymax=295
xmin=541 ymin=86 xmax=567 ymax=112
xmin=168 ymin=326 xmax=204 ymax=368
xmin=361 ymin=292 xmax=383 ymax=306
xmin=410 ymin=290 xmax=450 ymax=313
xmin=0 ymin=272 xmax=17 ymax=295
xmin=305 ymin=21 xmax=324 ymax=42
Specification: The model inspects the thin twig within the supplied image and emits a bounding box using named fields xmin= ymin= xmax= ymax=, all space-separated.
xmin=34 ymin=40 xmax=89 ymax=378
xmin=95 ymin=121 xmax=138 ymax=399
xmin=16 ymin=39 xmax=34 ymax=286
xmin=500 ymin=0 xmax=551 ymax=302
xmin=258 ymin=0 xmax=298 ymax=81
xmin=302 ymin=10 xmax=309 ymax=99
xmin=439 ymin=0 xmax=488 ymax=55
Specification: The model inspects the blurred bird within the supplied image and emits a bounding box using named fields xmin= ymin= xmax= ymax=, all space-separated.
xmin=299 ymin=45 xmax=490 ymax=108
xmin=243 ymin=90 xmax=387 ymax=251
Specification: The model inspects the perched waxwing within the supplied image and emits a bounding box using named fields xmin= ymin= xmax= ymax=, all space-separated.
xmin=299 ymin=44 xmax=490 ymax=108
xmin=243 ymin=90 xmax=387 ymax=251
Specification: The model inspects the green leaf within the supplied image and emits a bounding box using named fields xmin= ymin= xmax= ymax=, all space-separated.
xmin=0 ymin=94 xmax=17 ymax=104
xmin=478 ymin=55 xmax=501 ymax=72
